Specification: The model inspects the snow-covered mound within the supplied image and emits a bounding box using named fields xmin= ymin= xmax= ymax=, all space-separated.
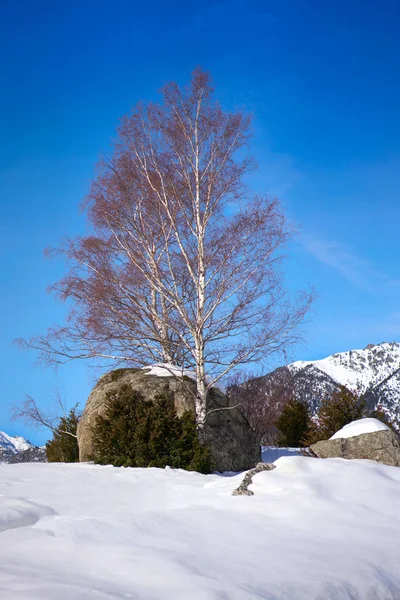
xmin=1 ymin=460 xmax=400 ymax=599
xmin=330 ymin=417 xmax=391 ymax=440
xmin=0 ymin=430 xmax=33 ymax=463
xmin=143 ymin=362 xmax=198 ymax=379
xmin=143 ymin=363 xmax=226 ymax=392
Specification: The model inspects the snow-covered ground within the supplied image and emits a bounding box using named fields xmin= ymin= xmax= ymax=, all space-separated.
xmin=1 ymin=458 xmax=400 ymax=599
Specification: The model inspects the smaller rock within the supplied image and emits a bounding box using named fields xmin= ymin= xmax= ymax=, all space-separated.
xmin=311 ymin=429 xmax=400 ymax=467
xmin=232 ymin=462 xmax=276 ymax=496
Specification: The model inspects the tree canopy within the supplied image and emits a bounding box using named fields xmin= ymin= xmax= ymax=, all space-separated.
xmin=20 ymin=69 xmax=312 ymax=434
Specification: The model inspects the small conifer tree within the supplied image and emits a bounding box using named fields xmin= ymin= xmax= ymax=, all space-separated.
xmin=305 ymin=386 xmax=365 ymax=445
xmin=91 ymin=385 xmax=212 ymax=473
xmin=46 ymin=408 xmax=80 ymax=462
xmin=275 ymin=399 xmax=311 ymax=447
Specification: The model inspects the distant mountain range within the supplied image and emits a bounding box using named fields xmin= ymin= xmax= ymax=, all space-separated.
xmin=250 ymin=342 xmax=400 ymax=422
xmin=0 ymin=431 xmax=46 ymax=464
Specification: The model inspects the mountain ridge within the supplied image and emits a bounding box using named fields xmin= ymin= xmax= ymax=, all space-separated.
xmin=0 ymin=430 xmax=36 ymax=464
xmin=257 ymin=341 xmax=400 ymax=421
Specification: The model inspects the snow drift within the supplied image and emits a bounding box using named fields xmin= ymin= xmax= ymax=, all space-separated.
xmin=0 ymin=458 xmax=400 ymax=599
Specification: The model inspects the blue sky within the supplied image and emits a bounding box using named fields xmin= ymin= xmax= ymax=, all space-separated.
xmin=1 ymin=0 xmax=400 ymax=443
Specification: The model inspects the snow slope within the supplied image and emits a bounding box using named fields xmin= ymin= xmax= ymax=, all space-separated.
xmin=1 ymin=459 xmax=400 ymax=599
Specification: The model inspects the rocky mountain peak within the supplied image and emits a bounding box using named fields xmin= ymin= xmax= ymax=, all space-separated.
xmin=251 ymin=341 xmax=400 ymax=423
xmin=0 ymin=431 xmax=38 ymax=464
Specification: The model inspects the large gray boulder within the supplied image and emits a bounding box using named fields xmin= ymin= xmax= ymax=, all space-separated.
xmin=311 ymin=429 xmax=400 ymax=467
xmin=77 ymin=367 xmax=260 ymax=472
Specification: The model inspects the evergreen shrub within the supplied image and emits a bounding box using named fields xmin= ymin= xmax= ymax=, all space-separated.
xmin=304 ymin=386 xmax=365 ymax=445
xmin=46 ymin=408 xmax=80 ymax=462
xmin=91 ymin=385 xmax=212 ymax=473
xmin=275 ymin=399 xmax=311 ymax=447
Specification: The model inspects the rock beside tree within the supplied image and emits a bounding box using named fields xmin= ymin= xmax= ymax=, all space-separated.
xmin=311 ymin=429 xmax=400 ymax=467
xmin=77 ymin=367 xmax=260 ymax=472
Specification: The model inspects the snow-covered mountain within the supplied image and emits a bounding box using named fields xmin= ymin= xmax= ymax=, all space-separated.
xmin=0 ymin=431 xmax=34 ymax=464
xmin=290 ymin=341 xmax=400 ymax=395
xmin=253 ymin=342 xmax=400 ymax=421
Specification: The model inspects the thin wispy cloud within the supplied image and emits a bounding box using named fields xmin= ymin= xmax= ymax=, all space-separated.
xmin=300 ymin=233 xmax=400 ymax=294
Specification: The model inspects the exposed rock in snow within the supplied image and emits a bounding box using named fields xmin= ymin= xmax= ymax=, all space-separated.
xmin=330 ymin=417 xmax=390 ymax=440
xmin=232 ymin=462 xmax=276 ymax=496
xmin=311 ymin=429 xmax=400 ymax=467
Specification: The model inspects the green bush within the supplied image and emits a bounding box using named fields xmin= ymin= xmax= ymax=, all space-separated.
xmin=46 ymin=408 xmax=80 ymax=462
xmin=304 ymin=386 xmax=365 ymax=445
xmin=275 ymin=399 xmax=311 ymax=447
xmin=91 ymin=385 xmax=212 ymax=473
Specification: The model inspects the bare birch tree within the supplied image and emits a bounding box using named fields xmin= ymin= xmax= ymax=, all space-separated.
xmin=19 ymin=69 xmax=312 ymax=439
xmin=227 ymin=367 xmax=295 ymax=443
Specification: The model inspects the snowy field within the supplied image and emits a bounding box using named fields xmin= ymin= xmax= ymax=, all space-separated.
xmin=1 ymin=458 xmax=400 ymax=599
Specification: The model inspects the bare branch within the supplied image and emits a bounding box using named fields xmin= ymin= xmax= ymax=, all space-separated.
xmin=11 ymin=394 xmax=79 ymax=439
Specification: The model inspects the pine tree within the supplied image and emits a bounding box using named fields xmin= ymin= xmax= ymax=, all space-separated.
xmin=305 ymin=386 xmax=365 ymax=445
xmin=46 ymin=408 xmax=80 ymax=462
xmin=275 ymin=399 xmax=311 ymax=447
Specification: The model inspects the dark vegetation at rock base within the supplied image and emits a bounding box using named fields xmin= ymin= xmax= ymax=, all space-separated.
xmin=91 ymin=385 xmax=212 ymax=473
xmin=46 ymin=409 xmax=80 ymax=463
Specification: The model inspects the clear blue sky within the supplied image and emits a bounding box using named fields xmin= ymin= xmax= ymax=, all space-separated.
xmin=1 ymin=0 xmax=400 ymax=444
